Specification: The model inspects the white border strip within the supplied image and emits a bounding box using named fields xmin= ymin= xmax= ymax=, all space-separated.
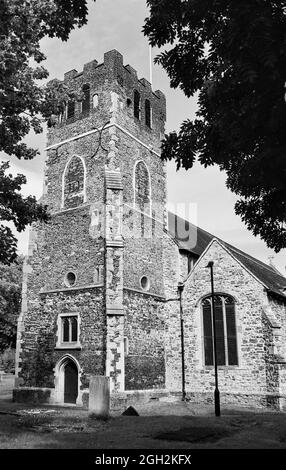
xmin=44 ymin=123 xmax=160 ymax=157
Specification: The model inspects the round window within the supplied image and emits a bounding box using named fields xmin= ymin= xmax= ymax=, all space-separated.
xmin=140 ymin=276 xmax=150 ymax=291
xmin=65 ymin=272 xmax=76 ymax=287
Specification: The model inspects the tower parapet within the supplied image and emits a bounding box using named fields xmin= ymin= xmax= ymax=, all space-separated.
xmin=48 ymin=49 xmax=166 ymax=151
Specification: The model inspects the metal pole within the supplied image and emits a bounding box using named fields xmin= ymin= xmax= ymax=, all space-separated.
xmin=149 ymin=45 xmax=153 ymax=86
xmin=207 ymin=261 xmax=220 ymax=417
xmin=178 ymin=283 xmax=186 ymax=401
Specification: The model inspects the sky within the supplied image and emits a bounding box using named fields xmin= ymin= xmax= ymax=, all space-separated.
xmin=2 ymin=0 xmax=286 ymax=274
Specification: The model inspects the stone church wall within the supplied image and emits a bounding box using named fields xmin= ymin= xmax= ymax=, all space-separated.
xmin=163 ymin=235 xmax=183 ymax=393
xmin=16 ymin=202 xmax=105 ymax=396
xmin=27 ymin=207 xmax=104 ymax=293
xmin=177 ymin=240 xmax=282 ymax=407
xmin=265 ymin=295 xmax=286 ymax=404
xmin=123 ymin=211 xmax=165 ymax=296
xmin=16 ymin=50 xmax=286 ymax=411
xmin=17 ymin=287 xmax=105 ymax=394
xmin=123 ymin=290 xmax=165 ymax=390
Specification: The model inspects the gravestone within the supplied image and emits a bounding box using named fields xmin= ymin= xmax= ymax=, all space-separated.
xmin=89 ymin=376 xmax=110 ymax=419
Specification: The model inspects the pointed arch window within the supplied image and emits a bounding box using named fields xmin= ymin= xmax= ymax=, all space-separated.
xmin=202 ymin=295 xmax=238 ymax=366
xmin=62 ymin=316 xmax=78 ymax=343
xmin=134 ymin=90 xmax=141 ymax=119
xmin=145 ymin=99 xmax=152 ymax=128
xmin=63 ymin=156 xmax=85 ymax=209
xmin=82 ymin=84 xmax=90 ymax=114
xmin=134 ymin=161 xmax=151 ymax=214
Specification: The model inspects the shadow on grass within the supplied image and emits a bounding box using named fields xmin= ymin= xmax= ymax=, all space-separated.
xmin=1 ymin=405 xmax=286 ymax=449
xmin=154 ymin=425 xmax=236 ymax=444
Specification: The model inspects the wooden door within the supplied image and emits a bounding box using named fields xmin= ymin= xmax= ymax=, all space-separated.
xmin=64 ymin=361 xmax=78 ymax=404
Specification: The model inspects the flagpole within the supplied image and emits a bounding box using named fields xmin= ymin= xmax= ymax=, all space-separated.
xmin=149 ymin=45 xmax=153 ymax=86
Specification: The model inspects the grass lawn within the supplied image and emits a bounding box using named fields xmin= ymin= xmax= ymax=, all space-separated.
xmin=0 ymin=399 xmax=286 ymax=449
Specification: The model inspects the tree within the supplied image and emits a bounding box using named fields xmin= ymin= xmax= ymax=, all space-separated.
xmin=0 ymin=257 xmax=23 ymax=353
xmin=144 ymin=0 xmax=286 ymax=252
xmin=0 ymin=0 xmax=96 ymax=264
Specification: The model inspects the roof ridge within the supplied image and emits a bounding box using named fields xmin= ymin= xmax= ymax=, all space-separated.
xmin=168 ymin=211 xmax=214 ymax=238
xmin=167 ymin=211 xmax=286 ymax=285
xmin=224 ymin=243 xmax=286 ymax=280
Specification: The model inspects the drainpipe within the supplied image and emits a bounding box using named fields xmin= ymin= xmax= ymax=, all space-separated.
xmin=178 ymin=282 xmax=186 ymax=401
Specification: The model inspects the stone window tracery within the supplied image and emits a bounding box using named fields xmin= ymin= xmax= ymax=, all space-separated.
xmin=82 ymin=84 xmax=90 ymax=114
xmin=134 ymin=161 xmax=151 ymax=214
xmin=62 ymin=317 xmax=78 ymax=343
xmin=63 ymin=156 xmax=85 ymax=209
xmin=134 ymin=90 xmax=141 ymax=119
xmin=202 ymin=294 xmax=238 ymax=366
xmin=145 ymin=99 xmax=152 ymax=128
xmin=67 ymin=97 xmax=75 ymax=119
xmin=56 ymin=313 xmax=81 ymax=349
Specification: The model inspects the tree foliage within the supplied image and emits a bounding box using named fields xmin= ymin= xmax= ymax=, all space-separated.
xmin=144 ymin=0 xmax=286 ymax=251
xmin=0 ymin=257 xmax=23 ymax=352
xmin=0 ymin=0 xmax=95 ymax=264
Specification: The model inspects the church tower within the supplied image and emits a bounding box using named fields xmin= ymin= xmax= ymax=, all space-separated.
xmin=14 ymin=50 xmax=173 ymax=405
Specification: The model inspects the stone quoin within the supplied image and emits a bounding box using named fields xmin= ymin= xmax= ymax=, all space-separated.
xmin=13 ymin=50 xmax=286 ymax=411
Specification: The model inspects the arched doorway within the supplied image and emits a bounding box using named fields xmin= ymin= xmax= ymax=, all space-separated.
xmin=54 ymin=355 xmax=80 ymax=405
xmin=64 ymin=360 xmax=78 ymax=404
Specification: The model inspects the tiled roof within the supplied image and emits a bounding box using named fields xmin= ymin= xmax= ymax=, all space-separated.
xmin=167 ymin=212 xmax=286 ymax=298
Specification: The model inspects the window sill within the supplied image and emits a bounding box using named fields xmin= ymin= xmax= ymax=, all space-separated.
xmin=55 ymin=343 xmax=82 ymax=350
xmin=203 ymin=365 xmax=240 ymax=370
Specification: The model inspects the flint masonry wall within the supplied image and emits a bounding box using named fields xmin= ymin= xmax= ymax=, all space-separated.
xmin=28 ymin=207 xmax=104 ymax=293
xmin=19 ymin=288 xmax=105 ymax=387
xmin=123 ymin=290 xmax=165 ymax=390
xmin=123 ymin=210 xmax=165 ymax=295
xmin=119 ymin=127 xmax=182 ymax=391
xmin=102 ymin=51 xmax=169 ymax=391
xmin=16 ymin=204 xmax=106 ymax=395
xmin=46 ymin=49 xmax=165 ymax=150
xmin=175 ymin=240 xmax=283 ymax=408
xmin=267 ymin=296 xmax=286 ymax=360
xmin=163 ymin=234 xmax=182 ymax=393
xmin=122 ymin=231 xmax=180 ymax=392
xmin=264 ymin=295 xmax=286 ymax=404
xmin=16 ymin=48 xmax=286 ymax=410
xmin=119 ymin=133 xmax=167 ymax=223
xmin=15 ymin=49 xmax=171 ymax=404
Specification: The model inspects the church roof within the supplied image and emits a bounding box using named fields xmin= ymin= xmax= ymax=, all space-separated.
xmin=167 ymin=212 xmax=286 ymax=298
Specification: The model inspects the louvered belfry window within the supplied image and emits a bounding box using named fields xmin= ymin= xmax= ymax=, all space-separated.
xmin=202 ymin=295 xmax=238 ymax=366
xmin=145 ymin=99 xmax=151 ymax=127
xmin=82 ymin=84 xmax=90 ymax=114
xmin=134 ymin=90 xmax=141 ymax=119
xmin=134 ymin=161 xmax=151 ymax=214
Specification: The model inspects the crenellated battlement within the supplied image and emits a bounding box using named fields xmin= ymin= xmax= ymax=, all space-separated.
xmin=48 ymin=49 xmax=166 ymax=143
xmin=62 ymin=49 xmax=165 ymax=104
